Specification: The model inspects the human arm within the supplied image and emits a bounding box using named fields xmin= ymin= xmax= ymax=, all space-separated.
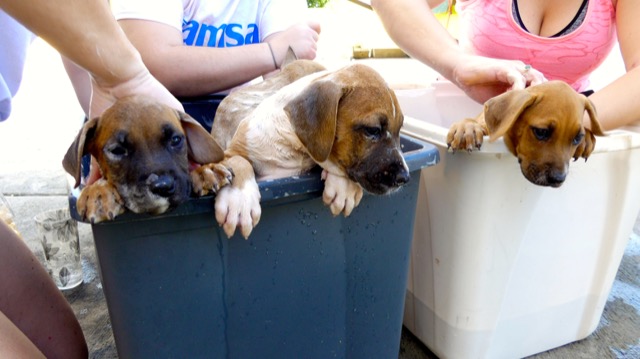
xmin=587 ymin=0 xmax=640 ymax=131
xmin=370 ymin=0 xmax=545 ymax=103
xmin=61 ymin=57 xmax=92 ymax=117
xmin=264 ymin=21 xmax=321 ymax=71
xmin=0 ymin=0 xmax=182 ymax=117
xmin=0 ymin=310 xmax=46 ymax=359
xmin=118 ymin=19 xmax=320 ymax=97
xmin=0 ymin=222 xmax=88 ymax=359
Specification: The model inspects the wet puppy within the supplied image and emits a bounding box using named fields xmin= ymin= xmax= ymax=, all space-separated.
xmin=196 ymin=62 xmax=410 ymax=238
xmin=212 ymin=57 xmax=327 ymax=149
xmin=447 ymin=81 xmax=605 ymax=187
xmin=63 ymin=95 xmax=231 ymax=223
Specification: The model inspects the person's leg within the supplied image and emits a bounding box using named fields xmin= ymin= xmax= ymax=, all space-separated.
xmin=0 ymin=221 xmax=88 ymax=359
xmin=0 ymin=310 xmax=46 ymax=358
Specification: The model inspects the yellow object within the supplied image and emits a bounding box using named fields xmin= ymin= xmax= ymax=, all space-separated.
xmin=435 ymin=13 xmax=459 ymax=39
xmin=352 ymin=45 xmax=408 ymax=59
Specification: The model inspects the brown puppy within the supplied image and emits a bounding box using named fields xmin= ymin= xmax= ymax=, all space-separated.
xmin=196 ymin=62 xmax=410 ymax=238
xmin=446 ymin=81 xmax=605 ymax=187
xmin=63 ymin=95 xmax=231 ymax=223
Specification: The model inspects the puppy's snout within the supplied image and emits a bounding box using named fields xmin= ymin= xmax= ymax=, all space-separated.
xmin=547 ymin=171 xmax=566 ymax=187
xmin=148 ymin=173 xmax=176 ymax=197
xmin=394 ymin=168 xmax=410 ymax=186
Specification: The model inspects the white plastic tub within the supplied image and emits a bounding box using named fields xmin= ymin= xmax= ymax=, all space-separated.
xmin=396 ymin=81 xmax=640 ymax=359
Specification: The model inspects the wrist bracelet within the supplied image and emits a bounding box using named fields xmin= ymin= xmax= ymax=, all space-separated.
xmin=266 ymin=42 xmax=278 ymax=70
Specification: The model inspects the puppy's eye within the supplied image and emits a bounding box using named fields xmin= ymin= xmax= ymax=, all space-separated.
xmin=531 ymin=127 xmax=552 ymax=141
xmin=572 ymin=132 xmax=585 ymax=145
xmin=362 ymin=126 xmax=382 ymax=140
xmin=169 ymin=134 xmax=184 ymax=148
xmin=105 ymin=144 xmax=128 ymax=159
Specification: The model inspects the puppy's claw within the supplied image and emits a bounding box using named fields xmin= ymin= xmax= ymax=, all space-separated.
xmin=214 ymin=178 xmax=261 ymax=239
xmin=239 ymin=215 xmax=257 ymax=240
xmin=321 ymin=170 xmax=363 ymax=217
xmin=222 ymin=220 xmax=238 ymax=239
xmin=218 ymin=210 xmax=259 ymax=239
xmin=191 ymin=163 xmax=234 ymax=196
xmin=77 ymin=179 xmax=124 ymax=223
xmin=573 ymin=130 xmax=597 ymax=161
xmin=447 ymin=118 xmax=487 ymax=153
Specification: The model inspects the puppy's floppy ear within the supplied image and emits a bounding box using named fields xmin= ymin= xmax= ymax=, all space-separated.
xmin=484 ymin=89 xmax=537 ymax=142
xmin=583 ymin=96 xmax=605 ymax=136
xmin=176 ymin=110 xmax=225 ymax=164
xmin=62 ymin=117 xmax=99 ymax=188
xmin=284 ymin=79 xmax=344 ymax=162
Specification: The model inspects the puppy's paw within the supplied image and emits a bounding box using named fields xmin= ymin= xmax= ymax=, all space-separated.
xmin=76 ymin=179 xmax=125 ymax=223
xmin=573 ymin=130 xmax=597 ymax=161
xmin=321 ymin=170 xmax=364 ymax=217
xmin=191 ymin=163 xmax=234 ymax=196
xmin=446 ymin=118 xmax=488 ymax=152
xmin=214 ymin=179 xmax=261 ymax=239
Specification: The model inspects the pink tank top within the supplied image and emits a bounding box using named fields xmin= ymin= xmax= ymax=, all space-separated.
xmin=456 ymin=0 xmax=617 ymax=92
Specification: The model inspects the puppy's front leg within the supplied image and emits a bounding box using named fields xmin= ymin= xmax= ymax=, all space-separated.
xmin=321 ymin=170 xmax=364 ymax=217
xmin=191 ymin=163 xmax=234 ymax=196
xmin=214 ymin=155 xmax=261 ymax=239
xmin=572 ymin=130 xmax=597 ymax=161
xmin=77 ymin=179 xmax=124 ymax=223
xmin=447 ymin=118 xmax=488 ymax=152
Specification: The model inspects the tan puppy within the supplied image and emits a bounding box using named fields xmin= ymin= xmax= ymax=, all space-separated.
xmin=63 ymin=96 xmax=231 ymax=223
xmin=195 ymin=62 xmax=410 ymax=238
xmin=447 ymin=80 xmax=605 ymax=187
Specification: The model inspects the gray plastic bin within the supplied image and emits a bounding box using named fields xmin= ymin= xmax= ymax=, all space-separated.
xmin=71 ymin=135 xmax=439 ymax=359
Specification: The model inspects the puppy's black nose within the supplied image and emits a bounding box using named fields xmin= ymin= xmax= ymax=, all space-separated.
xmin=547 ymin=171 xmax=566 ymax=186
xmin=394 ymin=169 xmax=410 ymax=186
xmin=149 ymin=174 xmax=176 ymax=197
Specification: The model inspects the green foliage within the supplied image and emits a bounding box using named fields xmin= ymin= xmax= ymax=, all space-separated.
xmin=308 ymin=0 xmax=330 ymax=8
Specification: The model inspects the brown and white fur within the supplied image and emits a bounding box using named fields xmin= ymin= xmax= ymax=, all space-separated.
xmin=195 ymin=61 xmax=410 ymax=238
xmin=63 ymin=96 xmax=231 ymax=223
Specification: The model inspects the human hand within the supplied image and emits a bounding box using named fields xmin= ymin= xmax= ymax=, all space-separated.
xmin=451 ymin=54 xmax=546 ymax=103
xmin=89 ymin=67 xmax=183 ymax=119
xmin=86 ymin=65 xmax=183 ymax=186
xmin=266 ymin=21 xmax=321 ymax=66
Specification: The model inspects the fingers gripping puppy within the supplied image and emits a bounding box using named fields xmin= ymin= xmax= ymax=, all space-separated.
xmin=447 ymin=81 xmax=605 ymax=187
xmin=196 ymin=63 xmax=410 ymax=239
xmin=62 ymin=96 xmax=232 ymax=223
